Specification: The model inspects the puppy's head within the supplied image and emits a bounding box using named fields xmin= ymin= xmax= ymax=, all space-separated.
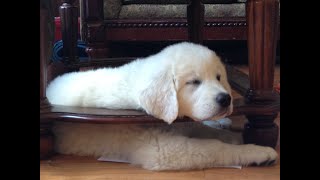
xmin=140 ymin=42 xmax=233 ymax=124
xmin=173 ymin=43 xmax=233 ymax=122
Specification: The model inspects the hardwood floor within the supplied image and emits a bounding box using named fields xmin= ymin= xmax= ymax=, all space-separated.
xmin=40 ymin=65 xmax=280 ymax=180
xmin=40 ymin=154 xmax=280 ymax=180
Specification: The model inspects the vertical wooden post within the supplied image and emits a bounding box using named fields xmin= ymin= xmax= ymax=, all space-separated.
xmin=81 ymin=0 xmax=109 ymax=59
xmin=187 ymin=0 xmax=204 ymax=44
xmin=40 ymin=8 xmax=50 ymax=109
xmin=244 ymin=0 xmax=280 ymax=148
xmin=247 ymin=0 xmax=279 ymax=95
xmin=60 ymin=0 xmax=79 ymax=63
xmin=40 ymin=7 xmax=54 ymax=159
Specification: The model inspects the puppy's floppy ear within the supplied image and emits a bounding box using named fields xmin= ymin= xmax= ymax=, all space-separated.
xmin=139 ymin=70 xmax=178 ymax=124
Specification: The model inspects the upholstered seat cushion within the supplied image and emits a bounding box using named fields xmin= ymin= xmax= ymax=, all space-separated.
xmin=103 ymin=0 xmax=248 ymax=19
xmin=122 ymin=0 xmax=237 ymax=5
xmin=119 ymin=4 xmax=245 ymax=19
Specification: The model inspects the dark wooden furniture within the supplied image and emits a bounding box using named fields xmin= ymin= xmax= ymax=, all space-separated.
xmin=40 ymin=2 xmax=54 ymax=159
xmin=40 ymin=0 xmax=280 ymax=159
xmin=80 ymin=0 xmax=250 ymax=58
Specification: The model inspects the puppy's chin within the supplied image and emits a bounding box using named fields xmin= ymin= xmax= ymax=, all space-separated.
xmin=209 ymin=114 xmax=228 ymax=121
xmin=189 ymin=113 xmax=226 ymax=122
xmin=197 ymin=107 xmax=233 ymax=122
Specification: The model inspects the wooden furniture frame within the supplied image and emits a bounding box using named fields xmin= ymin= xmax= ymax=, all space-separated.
xmin=81 ymin=0 xmax=250 ymax=58
xmin=40 ymin=0 xmax=280 ymax=159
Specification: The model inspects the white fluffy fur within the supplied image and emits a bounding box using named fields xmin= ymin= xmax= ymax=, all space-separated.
xmin=53 ymin=122 xmax=277 ymax=171
xmin=47 ymin=42 xmax=278 ymax=171
xmin=47 ymin=42 xmax=232 ymax=123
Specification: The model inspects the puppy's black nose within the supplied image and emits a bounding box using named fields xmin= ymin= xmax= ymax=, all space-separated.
xmin=216 ymin=93 xmax=231 ymax=107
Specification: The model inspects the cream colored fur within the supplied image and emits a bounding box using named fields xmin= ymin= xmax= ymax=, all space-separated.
xmin=53 ymin=122 xmax=277 ymax=171
xmin=47 ymin=42 xmax=278 ymax=171
xmin=47 ymin=42 xmax=232 ymax=123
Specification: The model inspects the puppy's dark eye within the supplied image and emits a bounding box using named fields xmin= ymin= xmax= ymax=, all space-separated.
xmin=187 ymin=79 xmax=202 ymax=85
xmin=216 ymin=74 xmax=221 ymax=81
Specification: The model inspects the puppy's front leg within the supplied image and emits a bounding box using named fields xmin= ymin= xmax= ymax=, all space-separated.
xmin=131 ymin=135 xmax=277 ymax=171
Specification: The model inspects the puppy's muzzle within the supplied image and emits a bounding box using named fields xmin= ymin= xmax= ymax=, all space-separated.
xmin=216 ymin=93 xmax=231 ymax=107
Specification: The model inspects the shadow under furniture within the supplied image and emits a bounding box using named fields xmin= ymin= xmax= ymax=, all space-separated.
xmin=40 ymin=0 xmax=280 ymax=159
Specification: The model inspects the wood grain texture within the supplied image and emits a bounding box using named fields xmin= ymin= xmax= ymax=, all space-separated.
xmin=243 ymin=0 xmax=280 ymax=148
xmin=41 ymin=152 xmax=280 ymax=180
xmin=247 ymin=0 xmax=279 ymax=95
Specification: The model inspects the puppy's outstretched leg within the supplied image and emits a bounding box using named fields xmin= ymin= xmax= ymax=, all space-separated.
xmin=131 ymin=135 xmax=277 ymax=171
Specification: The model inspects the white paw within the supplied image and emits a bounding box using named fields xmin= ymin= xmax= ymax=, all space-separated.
xmin=242 ymin=145 xmax=278 ymax=166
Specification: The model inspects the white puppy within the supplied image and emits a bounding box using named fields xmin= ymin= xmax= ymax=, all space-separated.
xmin=47 ymin=42 xmax=232 ymax=123
xmin=47 ymin=42 xmax=278 ymax=171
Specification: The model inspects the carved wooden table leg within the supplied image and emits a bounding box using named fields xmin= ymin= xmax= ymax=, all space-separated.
xmin=244 ymin=0 xmax=280 ymax=148
xmin=40 ymin=7 xmax=54 ymax=159
xmin=243 ymin=114 xmax=279 ymax=148
xmin=60 ymin=0 xmax=79 ymax=63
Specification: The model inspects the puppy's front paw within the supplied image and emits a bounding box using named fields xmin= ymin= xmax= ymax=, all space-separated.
xmin=241 ymin=145 xmax=278 ymax=166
